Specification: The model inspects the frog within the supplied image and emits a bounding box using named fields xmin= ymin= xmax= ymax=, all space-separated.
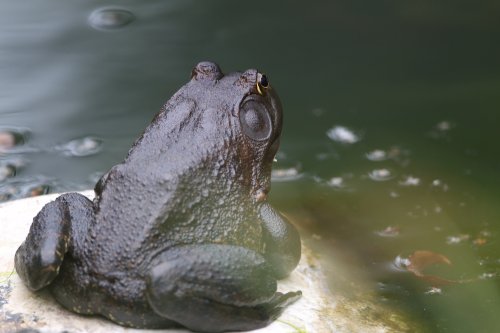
xmin=14 ymin=62 xmax=302 ymax=332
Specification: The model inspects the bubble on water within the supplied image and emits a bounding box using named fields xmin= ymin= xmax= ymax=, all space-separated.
xmin=366 ymin=149 xmax=387 ymax=161
xmin=368 ymin=168 xmax=393 ymax=181
xmin=56 ymin=137 xmax=103 ymax=157
xmin=326 ymin=125 xmax=361 ymax=144
xmin=399 ymin=175 xmax=420 ymax=186
xmin=88 ymin=7 xmax=135 ymax=31
xmin=271 ymin=167 xmax=302 ymax=181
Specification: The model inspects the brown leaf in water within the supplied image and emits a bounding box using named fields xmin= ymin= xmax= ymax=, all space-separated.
xmin=406 ymin=250 xmax=456 ymax=286
xmin=473 ymin=238 xmax=487 ymax=246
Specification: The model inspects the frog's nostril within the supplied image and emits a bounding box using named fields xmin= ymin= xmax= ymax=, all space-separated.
xmin=191 ymin=61 xmax=223 ymax=81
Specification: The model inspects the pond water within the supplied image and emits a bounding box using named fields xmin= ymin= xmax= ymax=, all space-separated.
xmin=1 ymin=1 xmax=499 ymax=332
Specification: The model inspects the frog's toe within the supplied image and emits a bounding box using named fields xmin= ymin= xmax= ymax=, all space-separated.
xmin=261 ymin=290 xmax=302 ymax=320
xmin=15 ymin=192 xmax=93 ymax=291
xmin=15 ymin=199 xmax=70 ymax=290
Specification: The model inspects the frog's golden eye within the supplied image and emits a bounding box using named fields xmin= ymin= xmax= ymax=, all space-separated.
xmin=256 ymin=73 xmax=269 ymax=95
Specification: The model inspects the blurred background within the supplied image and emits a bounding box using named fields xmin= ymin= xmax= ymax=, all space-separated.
xmin=1 ymin=1 xmax=499 ymax=331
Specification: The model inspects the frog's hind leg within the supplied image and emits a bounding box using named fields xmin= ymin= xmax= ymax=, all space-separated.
xmin=14 ymin=193 xmax=94 ymax=291
xmin=146 ymin=244 xmax=301 ymax=333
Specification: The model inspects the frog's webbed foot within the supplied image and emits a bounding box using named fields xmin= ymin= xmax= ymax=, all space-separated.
xmin=146 ymin=244 xmax=301 ymax=333
xmin=15 ymin=193 xmax=94 ymax=291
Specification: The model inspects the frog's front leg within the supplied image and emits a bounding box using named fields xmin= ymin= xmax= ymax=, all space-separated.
xmin=260 ymin=203 xmax=301 ymax=279
xmin=146 ymin=244 xmax=301 ymax=333
xmin=15 ymin=193 xmax=94 ymax=291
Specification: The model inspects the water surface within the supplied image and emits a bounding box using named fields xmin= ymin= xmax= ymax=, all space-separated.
xmin=1 ymin=1 xmax=499 ymax=332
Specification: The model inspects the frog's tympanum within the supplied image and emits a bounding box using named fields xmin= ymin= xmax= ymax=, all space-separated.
xmin=15 ymin=62 xmax=301 ymax=332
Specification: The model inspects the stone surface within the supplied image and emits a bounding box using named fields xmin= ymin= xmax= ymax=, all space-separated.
xmin=0 ymin=192 xmax=414 ymax=333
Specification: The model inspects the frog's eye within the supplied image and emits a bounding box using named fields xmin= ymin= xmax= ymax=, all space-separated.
xmin=256 ymin=73 xmax=269 ymax=95
xmin=239 ymin=100 xmax=272 ymax=141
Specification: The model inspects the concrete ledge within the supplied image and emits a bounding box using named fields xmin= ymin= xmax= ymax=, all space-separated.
xmin=1 ymin=192 xmax=412 ymax=332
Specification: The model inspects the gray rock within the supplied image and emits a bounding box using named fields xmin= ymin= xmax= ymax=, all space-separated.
xmin=0 ymin=192 xmax=414 ymax=333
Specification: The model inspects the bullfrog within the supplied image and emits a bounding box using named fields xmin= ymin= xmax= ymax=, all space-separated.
xmin=14 ymin=62 xmax=302 ymax=332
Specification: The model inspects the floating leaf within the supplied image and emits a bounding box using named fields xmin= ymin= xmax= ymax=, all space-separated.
xmin=473 ymin=238 xmax=487 ymax=246
xmin=405 ymin=250 xmax=456 ymax=286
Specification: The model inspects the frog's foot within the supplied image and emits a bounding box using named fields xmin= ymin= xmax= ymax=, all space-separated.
xmin=145 ymin=244 xmax=301 ymax=333
xmin=14 ymin=193 xmax=93 ymax=291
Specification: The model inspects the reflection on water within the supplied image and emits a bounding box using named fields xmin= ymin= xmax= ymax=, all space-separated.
xmin=1 ymin=1 xmax=500 ymax=332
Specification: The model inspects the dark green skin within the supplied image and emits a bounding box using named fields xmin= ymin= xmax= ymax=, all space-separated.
xmin=14 ymin=62 xmax=301 ymax=332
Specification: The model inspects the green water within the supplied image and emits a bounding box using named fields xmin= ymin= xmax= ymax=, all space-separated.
xmin=1 ymin=1 xmax=499 ymax=331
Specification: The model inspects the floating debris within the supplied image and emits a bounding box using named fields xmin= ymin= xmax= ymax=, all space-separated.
xmin=326 ymin=125 xmax=361 ymax=144
xmin=436 ymin=121 xmax=453 ymax=131
xmin=389 ymin=191 xmax=400 ymax=198
xmin=376 ymin=225 xmax=400 ymax=237
xmin=0 ymin=164 xmax=16 ymax=182
xmin=56 ymin=137 xmax=103 ymax=157
xmin=29 ymin=185 xmax=50 ymax=197
xmin=431 ymin=179 xmax=449 ymax=191
xmin=393 ymin=255 xmax=411 ymax=270
xmin=271 ymin=167 xmax=301 ymax=181
xmin=446 ymin=234 xmax=470 ymax=245
xmin=88 ymin=7 xmax=135 ymax=30
xmin=0 ymin=127 xmax=29 ymax=152
xmin=310 ymin=108 xmax=325 ymax=117
xmin=425 ymin=287 xmax=443 ymax=295
xmin=473 ymin=238 xmax=487 ymax=246
xmin=479 ymin=272 xmax=497 ymax=280
xmin=429 ymin=120 xmax=455 ymax=139
xmin=368 ymin=168 xmax=393 ymax=181
xmin=432 ymin=179 xmax=442 ymax=186
xmin=0 ymin=132 xmax=15 ymax=152
xmin=365 ymin=149 xmax=387 ymax=161
xmin=0 ymin=177 xmax=53 ymax=202
xmin=327 ymin=177 xmax=344 ymax=188
xmin=399 ymin=176 xmax=420 ymax=186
